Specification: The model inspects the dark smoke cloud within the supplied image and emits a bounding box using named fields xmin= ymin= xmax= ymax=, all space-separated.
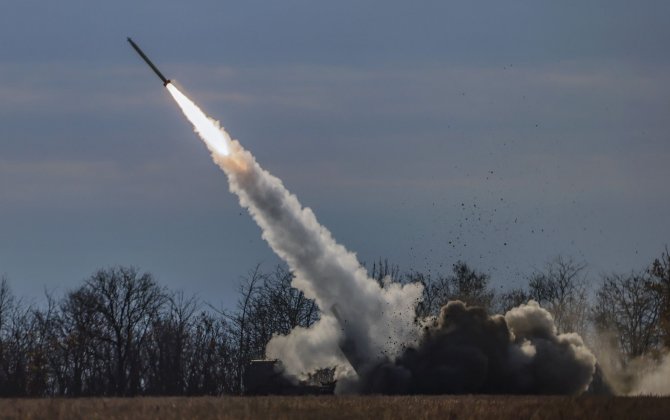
xmin=338 ymin=300 xmax=596 ymax=395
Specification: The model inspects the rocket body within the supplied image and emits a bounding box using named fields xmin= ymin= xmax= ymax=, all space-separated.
xmin=127 ymin=37 xmax=170 ymax=86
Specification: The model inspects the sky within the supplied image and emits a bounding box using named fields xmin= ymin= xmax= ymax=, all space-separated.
xmin=1 ymin=1 xmax=669 ymax=308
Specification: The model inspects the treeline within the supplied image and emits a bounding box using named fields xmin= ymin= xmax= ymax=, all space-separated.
xmin=0 ymin=265 xmax=317 ymax=397
xmin=406 ymin=252 xmax=669 ymax=362
xmin=0 ymin=249 xmax=668 ymax=397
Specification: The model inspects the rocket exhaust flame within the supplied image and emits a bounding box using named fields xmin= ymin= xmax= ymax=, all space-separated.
xmin=166 ymin=84 xmax=230 ymax=156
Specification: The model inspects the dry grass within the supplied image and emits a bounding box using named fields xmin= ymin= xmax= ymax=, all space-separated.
xmin=0 ymin=395 xmax=668 ymax=420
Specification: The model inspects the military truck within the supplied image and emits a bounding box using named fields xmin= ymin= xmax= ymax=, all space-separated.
xmin=243 ymin=360 xmax=335 ymax=395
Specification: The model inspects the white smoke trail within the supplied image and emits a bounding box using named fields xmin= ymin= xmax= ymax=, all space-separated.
xmin=166 ymin=83 xmax=423 ymax=377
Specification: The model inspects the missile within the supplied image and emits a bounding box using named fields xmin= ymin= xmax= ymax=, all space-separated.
xmin=127 ymin=37 xmax=170 ymax=86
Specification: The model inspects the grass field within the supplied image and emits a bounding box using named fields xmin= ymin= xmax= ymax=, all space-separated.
xmin=1 ymin=395 xmax=669 ymax=419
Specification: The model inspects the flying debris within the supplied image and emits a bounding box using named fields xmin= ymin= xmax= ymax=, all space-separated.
xmin=127 ymin=37 xmax=171 ymax=86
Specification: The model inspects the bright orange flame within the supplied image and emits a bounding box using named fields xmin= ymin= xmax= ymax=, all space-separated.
xmin=166 ymin=83 xmax=230 ymax=156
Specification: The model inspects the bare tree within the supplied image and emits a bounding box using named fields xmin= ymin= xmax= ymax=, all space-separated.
xmin=210 ymin=264 xmax=264 ymax=394
xmin=144 ymin=291 xmax=198 ymax=395
xmin=52 ymin=284 xmax=109 ymax=396
xmin=449 ymin=261 xmax=495 ymax=309
xmin=648 ymin=246 xmax=670 ymax=348
xmin=184 ymin=312 xmax=236 ymax=395
xmin=72 ymin=266 xmax=167 ymax=395
xmin=370 ymin=258 xmax=401 ymax=285
xmin=593 ymin=272 xmax=662 ymax=359
xmin=0 ymin=276 xmax=11 ymax=334
xmin=0 ymin=277 xmax=20 ymax=395
xmin=497 ymin=288 xmax=532 ymax=313
xmin=0 ymin=277 xmax=44 ymax=396
xmin=411 ymin=271 xmax=450 ymax=318
xmin=412 ymin=261 xmax=494 ymax=318
xmin=29 ymin=292 xmax=60 ymax=396
xmin=527 ymin=256 xmax=590 ymax=335
xmin=252 ymin=265 xmax=319 ymax=337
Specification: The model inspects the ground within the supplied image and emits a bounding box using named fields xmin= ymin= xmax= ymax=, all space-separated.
xmin=1 ymin=396 xmax=668 ymax=419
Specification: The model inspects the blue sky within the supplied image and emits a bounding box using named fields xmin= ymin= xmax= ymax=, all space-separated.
xmin=1 ymin=1 xmax=669 ymax=306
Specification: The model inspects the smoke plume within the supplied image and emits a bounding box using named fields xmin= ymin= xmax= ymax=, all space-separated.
xmin=166 ymin=83 xmax=597 ymax=394
xmin=220 ymin=140 xmax=424 ymax=376
xmin=343 ymin=300 xmax=596 ymax=394
xmin=166 ymin=83 xmax=422 ymax=378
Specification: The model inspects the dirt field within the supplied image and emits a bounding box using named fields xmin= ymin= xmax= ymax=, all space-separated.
xmin=0 ymin=395 xmax=668 ymax=420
